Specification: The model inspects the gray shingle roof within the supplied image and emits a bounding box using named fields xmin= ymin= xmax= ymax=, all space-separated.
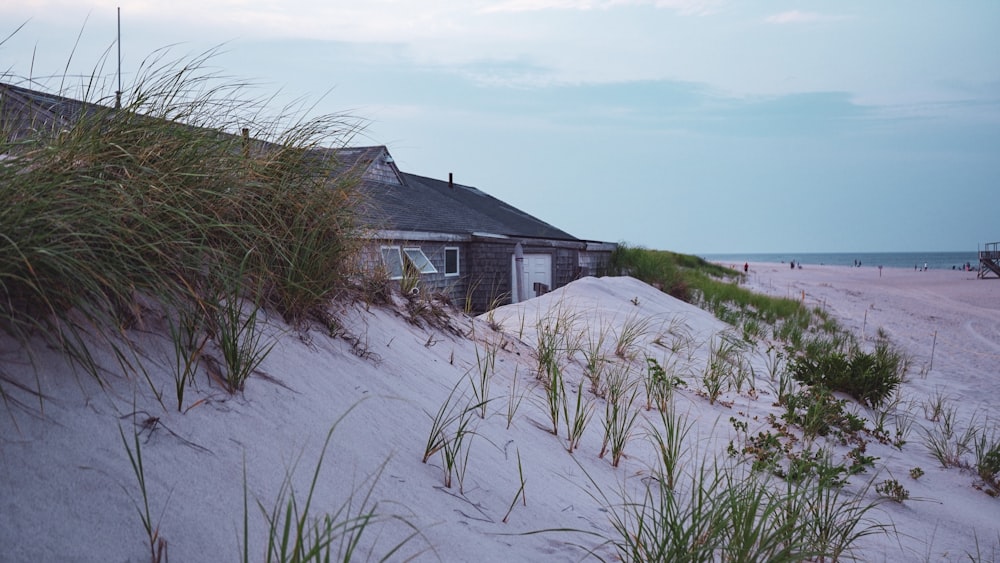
xmin=0 ymin=83 xmax=99 ymax=142
xmin=360 ymin=172 xmax=577 ymax=241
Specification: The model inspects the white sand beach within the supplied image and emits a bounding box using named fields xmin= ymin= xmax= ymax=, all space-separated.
xmin=1 ymin=266 xmax=999 ymax=561
xmin=744 ymin=262 xmax=1000 ymax=418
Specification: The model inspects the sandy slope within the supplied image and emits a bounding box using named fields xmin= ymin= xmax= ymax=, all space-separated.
xmin=745 ymin=262 xmax=1000 ymax=419
xmin=1 ymin=271 xmax=998 ymax=561
xmin=743 ymin=263 xmax=1000 ymax=560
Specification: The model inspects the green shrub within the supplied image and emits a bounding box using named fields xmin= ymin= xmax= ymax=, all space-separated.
xmin=782 ymin=387 xmax=866 ymax=441
xmin=789 ymin=341 xmax=904 ymax=409
xmin=875 ymin=479 xmax=909 ymax=503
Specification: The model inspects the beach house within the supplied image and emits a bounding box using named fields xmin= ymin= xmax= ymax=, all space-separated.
xmin=0 ymin=82 xmax=615 ymax=313
xmin=337 ymin=146 xmax=616 ymax=312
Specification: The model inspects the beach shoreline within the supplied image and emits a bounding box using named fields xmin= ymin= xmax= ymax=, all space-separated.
xmin=706 ymin=251 xmax=981 ymax=272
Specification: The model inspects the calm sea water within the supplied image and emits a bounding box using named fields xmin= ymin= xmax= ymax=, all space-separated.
xmin=703 ymin=251 xmax=979 ymax=271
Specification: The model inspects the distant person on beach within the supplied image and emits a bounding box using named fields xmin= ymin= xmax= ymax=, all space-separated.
xmin=744 ymin=262 xmax=748 ymax=274
xmin=790 ymin=261 xmax=795 ymax=270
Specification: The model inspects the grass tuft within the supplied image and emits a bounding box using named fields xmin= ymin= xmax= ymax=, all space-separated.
xmin=119 ymin=422 xmax=168 ymax=563
xmin=247 ymin=403 xmax=423 ymax=561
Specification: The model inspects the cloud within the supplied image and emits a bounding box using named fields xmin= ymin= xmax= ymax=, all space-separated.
xmin=764 ymin=10 xmax=843 ymax=25
xmin=481 ymin=0 xmax=721 ymax=14
xmin=481 ymin=0 xmax=605 ymax=12
xmin=652 ymin=0 xmax=722 ymax=16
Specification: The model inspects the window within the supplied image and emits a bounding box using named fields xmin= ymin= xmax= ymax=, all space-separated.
xmin=444 ymin=247 xmax=460 ymax=276
xmin=403 ymin=248 xmax=438 ymax=274
xmin=381 ymin=246 xmax=404 ymax=279
xmin=381 ymin=246 xmax=438 ymax=279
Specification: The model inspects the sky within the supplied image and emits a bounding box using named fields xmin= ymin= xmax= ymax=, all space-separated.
xmin=2 ymin=1 xmax=999 ymax=254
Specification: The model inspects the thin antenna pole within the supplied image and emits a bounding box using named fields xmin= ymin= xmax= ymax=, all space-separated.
xmin=115 ymin=7 xmax=122 ymax=109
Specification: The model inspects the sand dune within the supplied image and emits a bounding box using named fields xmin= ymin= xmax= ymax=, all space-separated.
xmin=1 ymin=269 xmax=998 ymax=561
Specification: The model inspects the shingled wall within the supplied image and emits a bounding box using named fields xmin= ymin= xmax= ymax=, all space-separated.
xmin=362 ymin=238 xmax=615 ymax=314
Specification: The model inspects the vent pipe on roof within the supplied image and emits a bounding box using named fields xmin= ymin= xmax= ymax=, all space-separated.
xmin=449 ymin=172 xmax=453 ymax=189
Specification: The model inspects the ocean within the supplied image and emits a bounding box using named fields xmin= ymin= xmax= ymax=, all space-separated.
xmin=702 ymin=251 xmax=979 ymax=271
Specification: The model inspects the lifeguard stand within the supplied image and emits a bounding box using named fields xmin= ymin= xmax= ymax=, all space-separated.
xmin=979 ymin=242 xmax=1000 ymax=279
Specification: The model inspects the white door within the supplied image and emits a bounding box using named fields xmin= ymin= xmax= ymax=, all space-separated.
xmin=512 ymin=253 xmax=552 ymax=303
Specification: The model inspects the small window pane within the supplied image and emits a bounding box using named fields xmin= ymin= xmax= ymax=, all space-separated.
xmin=403 ymin=248 xmax=438 ymax=274
xmin=445 ymin=248 xmax=459 ymax=276
xmin=381 ymin=247 xmax=403 ymax=279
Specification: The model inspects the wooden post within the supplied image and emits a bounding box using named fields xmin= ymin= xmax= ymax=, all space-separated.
xmin=242 ymin=128 xmax=250 ymax=158
xmin=929 ymin=330 xmax=937 ymax=372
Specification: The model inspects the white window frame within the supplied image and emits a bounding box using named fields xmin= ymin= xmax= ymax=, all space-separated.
xmin=380 ymin=246 xmax=404 ymax=280
xmin=444 ymin=247 xmax=460 ymax=277
xmin=403 ymin=247 xmax=438 ymax=274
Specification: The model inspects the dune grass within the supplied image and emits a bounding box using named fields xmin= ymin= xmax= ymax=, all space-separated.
xmin=563 ymin=378 xmax=595 ymax=453
xmin=469 ymin=336 xmax=499 ymax=419
xmin=587 ymin=451 xmax=888 ymax=562
xmin=120 ymin=423 xmax=168 ymax=563
xmin=246 ymin=404 xmax=424 ymax=562
xmin=0 ymin=49 xmax=366 ymax=397
xmin=610 ymin=243 xmax=817 ymax=348
xmin=599 ymin=364 xmax=640 ymax=467
xmin=610 ymin=243 xmax=730 ymax=302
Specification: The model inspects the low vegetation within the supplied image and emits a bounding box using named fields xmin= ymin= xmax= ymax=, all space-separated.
xmin=1 ymin=50 xmax=367 ymax=401
xmin=611 ymin=243 xmax=814 ymax=343
xmin=789 ymin=340 xmax=905 ymax=409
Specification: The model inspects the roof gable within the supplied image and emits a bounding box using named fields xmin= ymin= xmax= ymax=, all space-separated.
xmin=330 ymin=146 xmax=404 ymax=186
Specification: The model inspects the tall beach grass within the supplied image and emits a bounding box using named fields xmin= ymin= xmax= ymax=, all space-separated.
xmin=0 ymin=48 xmax=367 ymax=396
